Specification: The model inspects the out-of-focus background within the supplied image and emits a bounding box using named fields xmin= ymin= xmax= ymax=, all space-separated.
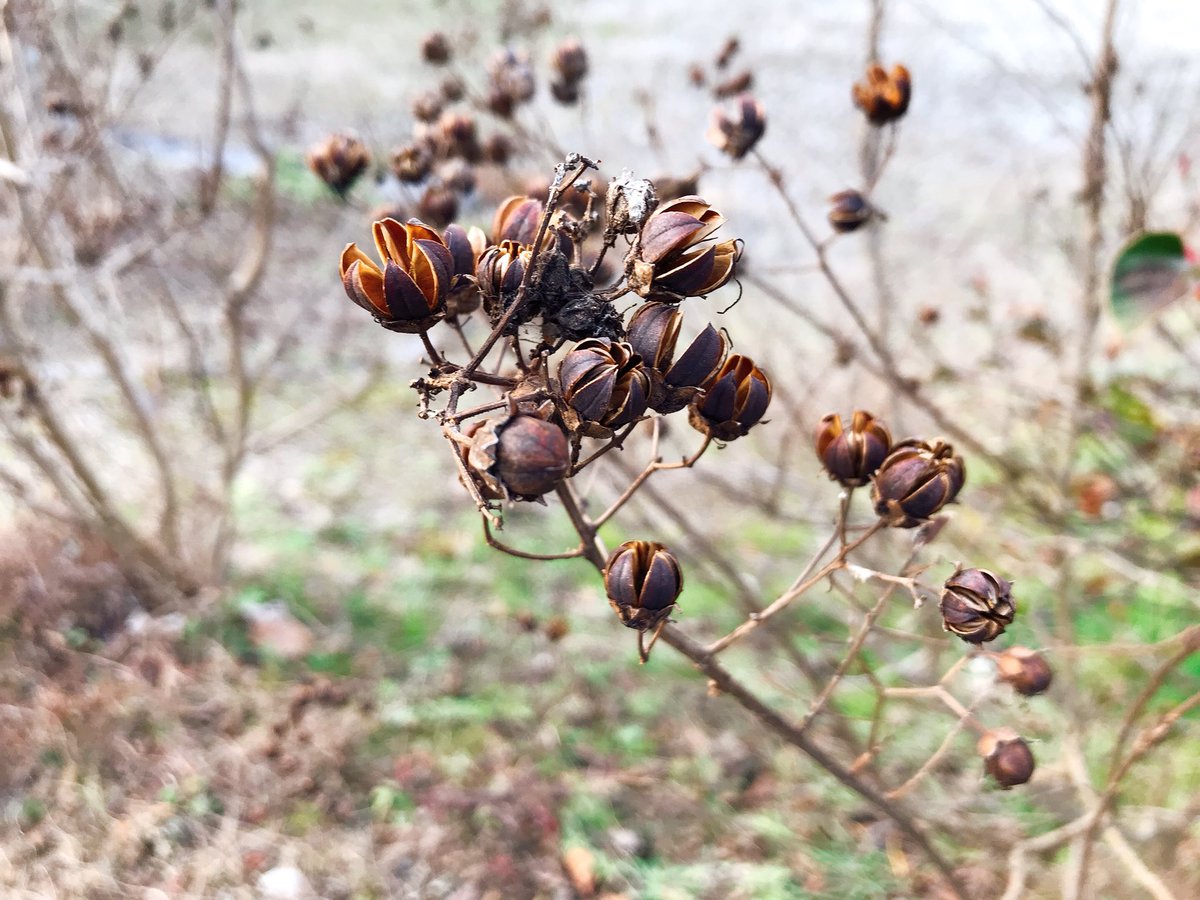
xmin=1 ymin=0 xmax=1198 ymax=897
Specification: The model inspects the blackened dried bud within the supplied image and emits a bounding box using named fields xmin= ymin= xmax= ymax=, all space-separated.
xmin=604 ymin=540 xmax=683 ymax=633
xmin=978 ymin=729 xmax=1035 ymax=789
xmin=420 ymin=31 xmax=452 ymax=65
xmin=437 ymin=112 xmax=481 ymax=163
xmin=492 ymin=195 xmax=543 ymax=245
xmin=995 ymin=647 xmax=1053 ymax=696
xmin=466 ymin=415 xmax=570 ymax=501
xmin=559 ymin=339 xmax=651 ymax=431
xmin=306 ymin=131 xmax=371 ymax=196
xmin=688 ymin=354 xmax=771 ymax=442
xmin=551 ymin=37 xmax=588 ymax=84
xmin=605 ymin=171 xmax=659 ymax=236
xmin=411 ymin=90 xmax=444 ymax=124
xmin=939 ymin=567 xmax=1015 ymax=644
xmin=437 ymin=158 xmax=476 ymax=195
xmin=706 ymin=94 xmax=766 ymax=161
xmin=476 ymin=240 xmax=531 ymax=321
xmin=339 ymin=218 xmax=454 ymax=333
xmin=627 ymin=302 xmax=727 ymax=414
xmin=485 ymin=85 xmax=516 ymax=119
xmin=713 ymin=69 xmax=753 ymax=99
xmin=417 ymin=184 xmax=459 ymax=228
xmin=550 ymin=79 xmax=581 ymax=105
xmin=489 ymin=48 xmax=536 ymax=105
xmin=828 ymin=189 xmax=874 ymax=233
xmin=482 ymin=132 xmax=515 ymax=166
xmin=872 ymin=438 xmax=965 ymax=527
xmin=390 ymin=142 xmax=434 ymax=184
xmin=853 ymin=62 xmax=912 ymax=125
xmin=632 ymin=196 xmax=738 ymax=300
xmin=814 ymin=411 xmax=892 ymax=488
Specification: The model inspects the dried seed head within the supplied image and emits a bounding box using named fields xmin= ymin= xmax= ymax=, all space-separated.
xmin=559 ymin=339 xmax=651 ymax=430
xmin=995 ymin=646 xmax=1053 ymax=696
xmin=604 ymin=540 xmax=684 ymax=631
xmin=421 ymin=31 xmax=452 ymax=65
xmin=488 ymin=48 xmax=536 ymax=106
xmin=852 ymin=62 xmax=912 ymax=125
xmin=978 ymin=729 xmax=1035 ymax=789
xmin=306 ymin=131 xmax=371 ymax=196
xmin=440 ymin=75 xmax=466 ymax=103
xmin=688 ymin=354 xmax=771 ymax=442
xmin=482 ymin=133 xmax=515 ymax=166
xmin=550 ymin=37 xmax=588 ymax=85
xmin=706 ymin=94 xmax=766 ymax=160
xmin=632 ymin=196 xmax=738 ymax=300
xmin=492 ymin=195 xmax=544 ymax=245
xmin=411 ymin=90 xmax=444 ymax=124
xmin=814 ymin=411 xmax=892 ymax=487
xmin=437 ymin=112 xmax=481 ymax=163
xmin=872 ymin=438 xmax=965 ymax=527
xmin=627 ymin=302 xmax=727 ymax=414
xmin=475 ymin=240 xmax=531 ymax=321
xmin=390 ymin=142 xmax=434 ymax=184
xmin=939 ymin=567 xmax=1015 ymax=644
xmin=485 ymin=85 xmax=516 ymax=119
xmin=605 ymin=171 xmax=659 ymax=236
xmin=466 ymin=415 xmax=570 ymax=501
xmin=437 ymin=158 xmax=476 ymax=195
xmin=828 ymin=189 xmax=874 ymax=233
xmin=417 ymin=184 xmax=459 ymax=228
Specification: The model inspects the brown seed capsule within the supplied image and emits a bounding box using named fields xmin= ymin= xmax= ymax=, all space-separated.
xmin=631 ymin=196 xmax=738 ymax=300
xmin=485 ymin=85 xmax=516 ymax=119
xmin=417 ymin=184 xmax=459 ymax=228
xmin=939 ymin=567 xmax=1015 ymax=644
xmin=550 ymin=37 xmax=588 ymax=85
xmin=604 ymin=540 xmax=683 ymax=632
xmin=559 ymin=339 xmax=651 ymax=431
xmin=339 ymin=218 xmax=454 ymax=333
xmin=995 ymin=647 xmax=1053 ymax=696
xmin=481 ymin=133 xmax=515 ymax=166
xmin=688 ymin=354 xmax=771 ymax=442
xmin=713 ymin=69 xmax=754 ymax=99
xmin=476 ymin=240 xmax=531 ymax=322
xmin=437 ymin=112 xmax=481 ymax=163
xmin=627 ymin=302 xmax=727 ymax=414
xmin=492 ymin=195 xmax=543 ymax=245
xmin=872 ymin=438 xmax=965 ymax=527
xmin=978 ymin=729 xmax=1035 ymax=789
xmin=437 ymin=159 xmax=476 ymax=196
xmin=306 ymin=131 xmax=371 ymax=196
xmin=852 ymin=62 xmax=912 ymax=126
xmin=390 ymin=142 xmax=434 ymax=184
xmin=465 ymin=415 xmax=571 ymax=501
xmin=411 ymin=90 xmax=444 ymax=124
xmin=442 ymin=224 xmax=487 ymax=320
xmin=814 ymin=411 xmax=892 ymax=487
xmin=420 ymin=31 xmax=452 ymax=66
xmin=827 ymin=189 xmax=874 ymax=233
xmin=706 ymin=94 xmax=766 ymax=161
xmin=488 ymin=48 xmax=536 ymax=105
xmin=550 ymin=79 xmax=581 ymax=105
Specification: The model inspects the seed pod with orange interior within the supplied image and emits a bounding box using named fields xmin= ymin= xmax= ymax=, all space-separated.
xmin=626 ymin=302 xmax=727 ymax=414
xmin=604 ymin=540 xmax=683 ymax=662
xmin=706 ymin=94 xmax=766 ymax=161
xmin=994 ymin=646 xmax=1053 ymax=696
xmin=814 ymin=410 xmax=892 ymax=488
xmin=442 ymin=224 xmax=487 ymax=320
xmin=390 ymin=142 xmax=434 ymax=184
xmin=475 ymin=240 xmax=532 ymax=324
xmin=871 ymin=438 xmax=965 ymax=527
xmin=978 ymin=728 xmax=1035 ymax=789
xmin=630 ymin=196 xmax=739 ymax=300
xmin=339 ymin=218 xmax=454 ymax=333
xmin=939 ymin=567 xmax=1015 ymax=644
xmin=559 ymin=339 xmax=651 ymax=435
xmin=463 ymin=415 xmax=571 ymax=502
xmin=827 ymin=189 xmax=875 ymax=234
xmin=852 ymin=62 xmax=912 ymax=126
xmin=688 ymin=354 xmax=771 ymax=442
xmin=306 ymin=131 xmax=371 ymax=197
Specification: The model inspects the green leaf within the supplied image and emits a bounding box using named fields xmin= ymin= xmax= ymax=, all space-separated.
xmin=1110 ymin=231 xmax=1191 ymax=328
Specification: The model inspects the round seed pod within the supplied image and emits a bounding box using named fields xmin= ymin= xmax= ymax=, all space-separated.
xmin=978 ymin=728 xmax=1035 ymax=789
xmin=465 ymin=415 xmax=570 ymax=501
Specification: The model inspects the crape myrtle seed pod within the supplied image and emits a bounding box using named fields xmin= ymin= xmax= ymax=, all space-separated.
xmin=438 ymin=112 xmax=481 ymax=163
xmin=605 ymin=171 xmax=659 ymax=236
xmin=706 ymin=94 xmax=766 ymax=161
xmin=306 ymin=131 xmax=371 ymax=196
xmin=939 ymin=567 xmax=1015 ymax=644
xmin=476 ymin=240 xmax=531 ymax=322
xmin=853 ymin=62 xmax=912 ymax=126
xmin=488 ymin=48 xmax=536 ymax=105
xmin=492 ymin=195 xmax=544 ymax=245
xmin=411 ymin=90 xmax=444 ymax=124
xmin=872 ymin=438 xmax=965 ymax=527
xmin=814 ymin=410 xmax=891 ymax=488
xmin=627 ymin=302 xmax=727 ymax=414
xmin=550 ymin=79 xmax=581 ymax=105
xmin=421 ymin=31 xmax=452 ymax=65
xmin=688 ymin=354 xmax=771 ymax=442
xmin=417 ymin=184 xmax=459 ymax=228
xmin=604 ymin=540 xmax=683 ymax=632
xmin=390 ymin=142 xmax=434 ymax=184
xmin=550 ymin=37 xmax=588 ymax=85
xmin=978 ymin=728 xmax=1035 ymax=789
xmin=559 ymin=339 xmax=651 ymax=430
xmin=995 ymin=647 xmax=1053 ymax=696
xmin=465 ymin=415 xmax=570 ymax=501
xmin=442 ymin=224 xmax=487 ymax=320
xmin=631 ymin=196 xmax=738 ymax=300
xmin=828 ymin=189 xmax=874 ymax=233
xmin=482 ymin=133 xmax=515 ymax=166
xmin=486 ymin=86 xmax=515 ymax=119
xmin=440 ymin=75 xmax=466 ymax=103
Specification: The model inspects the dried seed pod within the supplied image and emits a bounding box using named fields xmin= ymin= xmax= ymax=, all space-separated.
xmin=853 ymin=62 xmax=912 ymax=125
xmin=827 ymin=189 xmax=874 ymax=233
xmin=488 ymin=48 xmax=536 ymax=105
xmin=417 ymin=184 xmax=459 ymax=228
xmin=465 ymin=415 xmax=570 ymax=501
xmin=605 ymin=172 xmax=659 ymax=236
xmin=437 ymin=112 xmax=481 ymax=163
xmin=995 ymin=647 xmax=1052 ymax=696
xmin=411 ymin=90 xmax=444 ymax=124
xmin=706 ymin=94 xmax=766 ymax=160
xmin=306 ymin=131 xmax=371 ymax=196
xmin=688 ymin=354 xmax=771 ymax=442
xmin=485 ymin=85 xmax=515 ymax=119
xmin=713 ymin=69 xmax=753 ymax=99
xmin=481 ymin=132 xmax=515 ymax=166
xmin=814 ymin=410 xmax=892 ymax=487
xmin=978 ymin=729 xmax=1035 ymax=789
xmin=631 ymin=196 xmax=738 ymax=300
xmin=339 ymin=218 xmax=454 ymax=333
xmin=440 ymin=75 xmax=465 ymax=103
xmin=627 ymin=302 xmax=727 ymax=414
xmin=559 ymin=339 xmax=651 ymax=431
xmin=437 ymin=158 xmax=476 ymax=195
xmin=604 ymin=540 xmax=683 ymax=653
xmin=872 ymin=438 xmax=965 ymax=527
xmin=550 ymin=37 xmax=588 ymax=85
xmin=476 ymin=240 xmax=531 ymax=321
xmin=492 ymin=195 xmax=543 ymax=245
xmin=551 ymin=79 xmax=581 ymax=104
xmin=421 ymin=31 xmax=452 ymax=65
xmin=442 ymin=223 xmax=487 ymax=319
xmin=939 ymin=567 xmax=1015 ymax=644
xmin=390 ymin=142 xmax=434 ymax=184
